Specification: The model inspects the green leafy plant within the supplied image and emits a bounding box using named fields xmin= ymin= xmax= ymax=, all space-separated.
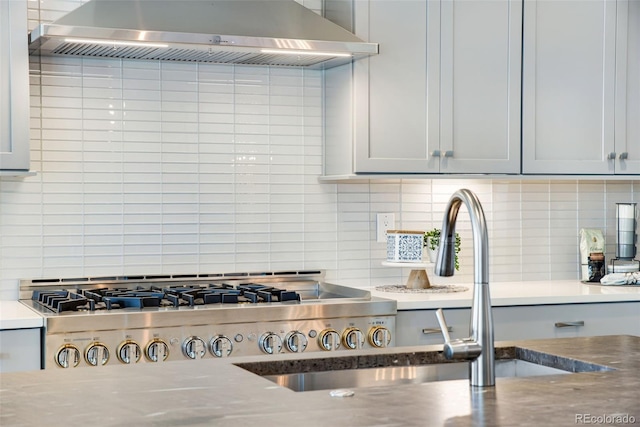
xmin=424 ymin=228 xmax=461 ymax=270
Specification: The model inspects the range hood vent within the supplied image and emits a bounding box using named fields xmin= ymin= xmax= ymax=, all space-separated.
xmin=28 ymin=0 xmax=378 ymax=69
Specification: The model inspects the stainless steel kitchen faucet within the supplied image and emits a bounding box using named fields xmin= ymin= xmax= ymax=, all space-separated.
xmin=434 ymin=189 xmax=495 ymax=387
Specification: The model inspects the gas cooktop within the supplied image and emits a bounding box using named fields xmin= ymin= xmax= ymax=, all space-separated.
xmin=21 ymin=270 xmax=360 ymax=314
xmin=19 ymin=271 xmax=398 ymax=368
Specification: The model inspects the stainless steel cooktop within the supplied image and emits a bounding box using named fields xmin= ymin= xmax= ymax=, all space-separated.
xmin=19 ymin=270 xmax=397 ymax=369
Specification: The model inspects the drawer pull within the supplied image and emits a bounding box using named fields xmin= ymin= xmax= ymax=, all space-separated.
xmin=423 ymin=326 xmax=452 ymax=335
xmin=554 ymin=321 xmax=585 ymax=328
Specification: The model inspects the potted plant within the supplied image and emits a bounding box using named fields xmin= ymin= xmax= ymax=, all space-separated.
xmin=424 ymin=228 xmax=461 ymax=270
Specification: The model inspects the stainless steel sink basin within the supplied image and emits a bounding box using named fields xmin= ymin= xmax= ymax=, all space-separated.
xmin=263 ymin=359 xmax=571 ymax=392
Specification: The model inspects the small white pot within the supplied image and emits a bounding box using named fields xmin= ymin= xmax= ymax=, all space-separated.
xmin=426 ymin=247 xmax=438 ymax=263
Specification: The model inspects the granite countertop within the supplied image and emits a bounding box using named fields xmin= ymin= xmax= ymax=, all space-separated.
xmin=367 ymin=280 xmax=640 ymax=310
xmin=0 ymin=301 xmax=44 ymax=330
xmin=1 ymin=335 xmax=638 ymax=427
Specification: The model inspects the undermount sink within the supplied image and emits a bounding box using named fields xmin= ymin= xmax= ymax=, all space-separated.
xmin=262 ymin=359 xmax=571 ymax=392
xmin=237 ymin=347 xmax=614 ymax=393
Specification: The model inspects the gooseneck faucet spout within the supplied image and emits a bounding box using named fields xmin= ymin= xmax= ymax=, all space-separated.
xmin=434 ymin=189 xmax=495 ymax=387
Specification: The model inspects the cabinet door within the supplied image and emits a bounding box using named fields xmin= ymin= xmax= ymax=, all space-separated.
xmin=0 ymin=328 xmax=42 ymax=372
xmin=355 ymin=0 xmax=521 ymax=174
xmin=615 ymin=0 xmax=640 ymax=174
xmin=0 ymin=0 xmax=30 ymax=171
xmin=353 ymin=0 xmax=436 ymax=173
xmin=439 ymin=0 xmax=522 ymax=174
xmin=522 ymin=0 xmax=617 ymax=174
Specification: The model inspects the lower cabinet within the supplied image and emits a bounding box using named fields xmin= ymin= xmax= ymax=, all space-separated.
xmin=0 ymin=328 xmax=42 ymax=372
xmin=396 ymin=302 xmax=640 ymax=347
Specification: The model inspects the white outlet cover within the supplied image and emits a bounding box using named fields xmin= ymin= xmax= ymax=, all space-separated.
xmin=376 ymin=213 xmax=395 ymax=243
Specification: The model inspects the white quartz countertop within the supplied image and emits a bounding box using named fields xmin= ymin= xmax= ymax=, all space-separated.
xmin=1 ymin=281 xmax=638 ymax=326
xmin=0 ymin=301 xmax=44 ymax=330
xmin=368 ymin=280 xmax=640 ymax=310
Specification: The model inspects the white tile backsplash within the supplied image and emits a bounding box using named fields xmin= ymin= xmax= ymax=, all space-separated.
xmin=1 ymin=3 xmax=639 ymax=299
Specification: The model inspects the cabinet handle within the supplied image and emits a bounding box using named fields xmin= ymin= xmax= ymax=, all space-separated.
xmin=431 ymin=150 xmax=441 ymax=158
xmin=443 ymin=150 xmax=454 ymax=158
xmin=607 ymin=152 xmax=616 ymax=160
xmin=619 ymin=152 xmax=629 ymax=160
xmin=423 ymin=326 xmax=453 ymax=335
xmin=554 ymin=321 xmax=585 ymax=328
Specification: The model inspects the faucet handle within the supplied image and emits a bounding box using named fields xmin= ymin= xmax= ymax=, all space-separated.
xmin=435 ymin=308 xmax=452 ymax=343
xmin=435 ymin=308 xmax=482 ymax=360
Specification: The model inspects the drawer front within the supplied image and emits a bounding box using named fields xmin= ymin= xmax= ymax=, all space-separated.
xmin=494 ymin=302 xmax=640 ymax=340
xmin=396 ymin=302 xmax=640 ymax=347
xmin=396 ymin=308 xmax=469 ymax=347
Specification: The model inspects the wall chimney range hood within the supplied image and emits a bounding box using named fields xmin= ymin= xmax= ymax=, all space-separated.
xmin=28 ymin=0 xmax=378 ymax=69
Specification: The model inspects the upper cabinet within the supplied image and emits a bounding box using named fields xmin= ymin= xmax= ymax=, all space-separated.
xmin=325 ymin=0 xmax=639 ymax=178
xmin=615 ymin=0 xmax=640 ymax=174
xmin=437 ymin=0 xmax=522 ymax=174
xmin=324 ymin=0 xmax=522 ymax=176
xmin=0 ymin=0 xmax=30 ymax=172
xmin=522 ymin=0 xmax=640 ymax=175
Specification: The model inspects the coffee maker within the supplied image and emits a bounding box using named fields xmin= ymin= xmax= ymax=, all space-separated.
xmin=608 ymin=202 xmax=640 ymax=273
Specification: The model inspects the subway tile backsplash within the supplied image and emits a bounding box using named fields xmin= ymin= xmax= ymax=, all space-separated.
xmin=0 ymin=1 xmax=639 ymax=299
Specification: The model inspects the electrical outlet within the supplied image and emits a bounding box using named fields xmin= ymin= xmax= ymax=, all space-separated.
xmin=376 ymin=213 xmax=395 ymax=243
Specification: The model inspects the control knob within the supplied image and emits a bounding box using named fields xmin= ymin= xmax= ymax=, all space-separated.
xmin=117 ymin=340 xmax=141 ymax=364
xmin=342 ymin=327 xmax=365 ymax=350
xmin=145 ymin=339 xmax=169 ymax=362
xmin=368 ymin=326 xmax=392 ymax=348
xmin=210 ymin=335 xmax=233 ymax=358
xmin=182 ymin=336 xmax=207 ymax=360
xmin=259 ymin=332 xmax=283 ymax=355
xmin=284 ymin=331 xmax=308 ymax=353
xmin=318 ymin=328 xmax=340 ymax=351
xmin=55 ymin=344 xmax=81 ymax=368
xmin=85 ymin=342 xmax=109 ymax=367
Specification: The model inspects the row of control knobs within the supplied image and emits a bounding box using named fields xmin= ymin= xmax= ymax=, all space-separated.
xmin=54 ymin=326 xmax=391 ymax=368
xmin=318 ymin=326 xmax=391 ymax=351
xmin=55 ymin=338 xmax=170 ymax=368
xmin=182 ymin=326 xmax=391 ymax=358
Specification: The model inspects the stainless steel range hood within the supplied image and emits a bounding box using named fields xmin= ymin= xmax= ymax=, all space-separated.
xmin=28 ymin=0 xmax=378 ymax=69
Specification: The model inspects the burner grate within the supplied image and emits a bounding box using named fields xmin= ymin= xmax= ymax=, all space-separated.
xmin=30 ymin=281 xmax=302 ymax=312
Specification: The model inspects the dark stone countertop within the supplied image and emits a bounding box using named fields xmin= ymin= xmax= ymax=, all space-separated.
xmin=1 ymin=335 xmax=639 ymax=427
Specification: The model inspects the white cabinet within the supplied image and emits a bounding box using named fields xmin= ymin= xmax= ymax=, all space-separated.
xmin=493 ymin=302 xmax=640 ymax=340
xmin=396 ymin=302 xmax=640 ymax=347
xmin=357 ymin=0 xmax=431 ymax=173
xmin=0 ymin=0 xmax=30 ymax=172
xmin=0 ymin=328 xmax=42 ymax=372
xmin=324 ymin=0 xmax=522 ymax=176
xmin=522 ymin=0 xmax=639 ymax=175
xmin=435 ymin=0 xmax=522 ymax=174
xmin=615 ymin=0 xmax=640 ymax=174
